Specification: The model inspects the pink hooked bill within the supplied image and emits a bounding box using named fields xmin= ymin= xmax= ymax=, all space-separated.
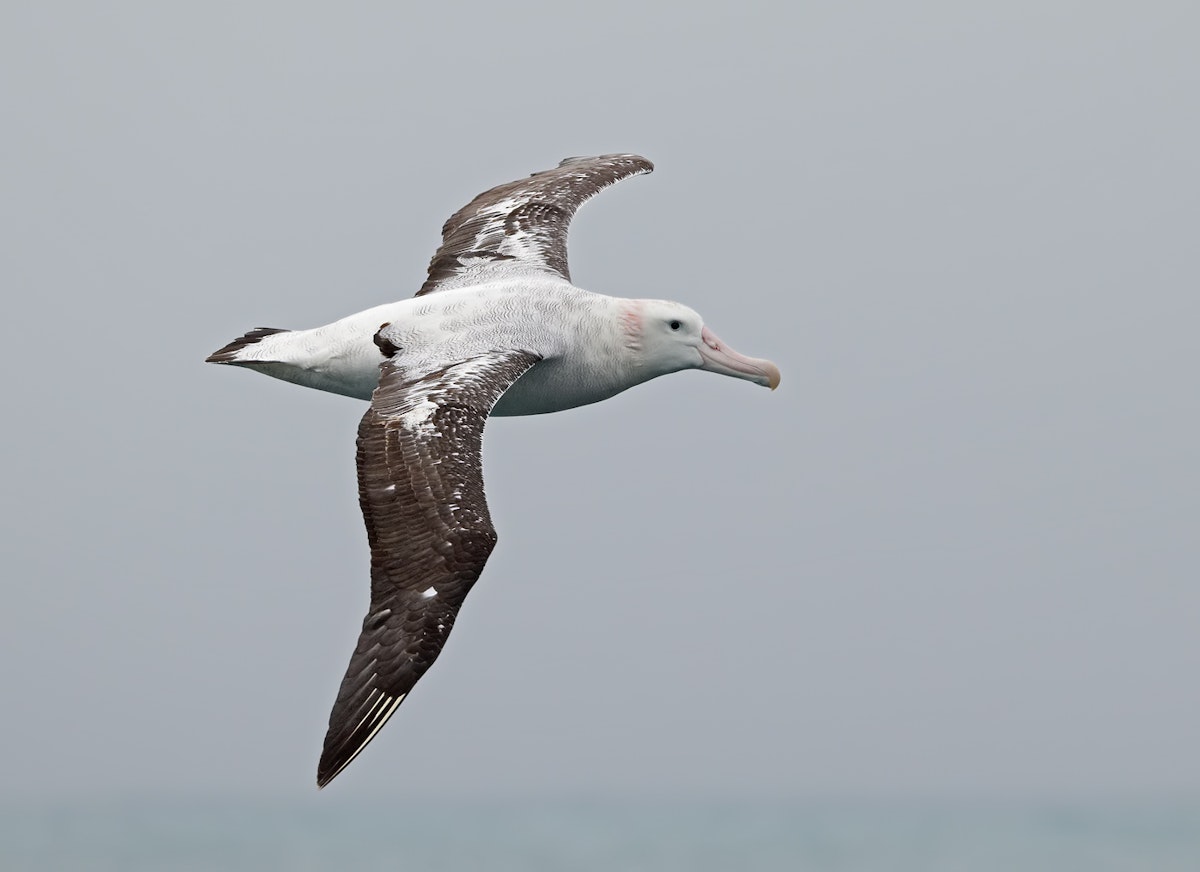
xmin=697 ymin=326 xmax=781 ymax=390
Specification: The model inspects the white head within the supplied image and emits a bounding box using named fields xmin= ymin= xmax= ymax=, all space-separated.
xmin=627 ymin=300 xmax=781 ymax=389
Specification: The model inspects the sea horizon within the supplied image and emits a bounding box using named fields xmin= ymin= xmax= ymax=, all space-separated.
xmin=5 ymin=792 xmax=1198 ymax=871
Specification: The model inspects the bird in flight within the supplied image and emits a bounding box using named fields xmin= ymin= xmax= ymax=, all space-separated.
xmin=206 ymin=154 xmax=781 ymax=787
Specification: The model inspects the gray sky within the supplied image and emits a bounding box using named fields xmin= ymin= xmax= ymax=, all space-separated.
xmin=2 ymin=2 xmax=1197 ymax=802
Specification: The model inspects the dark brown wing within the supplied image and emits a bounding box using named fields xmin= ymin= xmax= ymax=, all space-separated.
xmin=416 ymin=154 xmax=654 ymax=296
xmin=317 ymin=349 xmax=542 ymax=788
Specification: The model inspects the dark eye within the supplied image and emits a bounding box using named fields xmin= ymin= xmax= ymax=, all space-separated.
xmin=669 ymin=320 xmax=682 ymax=331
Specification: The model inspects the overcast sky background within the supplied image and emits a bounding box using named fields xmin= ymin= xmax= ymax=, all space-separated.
xmin=2 ymin=3 xmax=1197 ymax=804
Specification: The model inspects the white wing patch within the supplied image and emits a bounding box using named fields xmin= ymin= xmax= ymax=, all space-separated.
xmin=392 ymin=354 xmax=538 ymax=433
xmin=400 ymin=400 xmax=438 ymax=433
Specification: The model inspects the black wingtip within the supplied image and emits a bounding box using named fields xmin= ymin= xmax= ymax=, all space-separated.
xmin=315 ymin=745 xmax=359 ymax=790
xmin=316 ymin=747 xmax=341 ymax=789
xmin=316 ymin=756 xmax=338 ymax=790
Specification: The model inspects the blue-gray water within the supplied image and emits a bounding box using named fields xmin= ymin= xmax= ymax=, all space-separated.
xmin=4 ymin=798 xmax=1198 ymax=871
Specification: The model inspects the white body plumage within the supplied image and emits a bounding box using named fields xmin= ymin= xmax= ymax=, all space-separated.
xmin=210 ymin=279 xmax=755 ymax=416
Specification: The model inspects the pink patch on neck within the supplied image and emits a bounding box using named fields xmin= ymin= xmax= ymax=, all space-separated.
xmin=619 ymin=301 xmax=644 ymax=349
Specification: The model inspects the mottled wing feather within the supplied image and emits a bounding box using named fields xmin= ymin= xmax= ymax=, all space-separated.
xmin=416 ymin=153 xmax=654 ymax=296
xmin=317 ymin=349 xmax=542 ymax=788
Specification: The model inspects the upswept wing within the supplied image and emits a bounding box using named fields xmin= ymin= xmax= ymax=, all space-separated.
xmin=317 ymin=348 xmax=542 ymax=787
xmin=416 ymin=154 xmax=653 ymax=296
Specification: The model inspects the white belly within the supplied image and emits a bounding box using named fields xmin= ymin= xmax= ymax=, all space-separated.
xmin=491 ymin=358 xmax=640 ymax=416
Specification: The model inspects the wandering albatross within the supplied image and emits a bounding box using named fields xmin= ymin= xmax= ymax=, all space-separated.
xmin=206 ymin=154 xmax=781 ymax=787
